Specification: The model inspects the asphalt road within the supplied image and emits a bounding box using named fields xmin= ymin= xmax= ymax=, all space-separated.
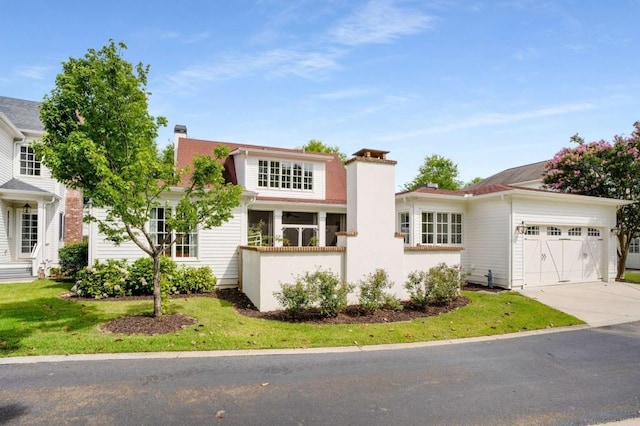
xmin=1 ymin=322 xmax=639 ymax=425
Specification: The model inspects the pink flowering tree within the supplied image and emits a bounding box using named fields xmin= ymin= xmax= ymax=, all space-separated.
xmin=543 ymin=122 xmax=640 ymax=278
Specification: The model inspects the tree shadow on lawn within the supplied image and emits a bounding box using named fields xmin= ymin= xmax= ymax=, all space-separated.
xmin=0 ymin=295 xmax=103 ymax=355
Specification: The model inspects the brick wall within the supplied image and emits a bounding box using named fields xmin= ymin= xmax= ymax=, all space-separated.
xmin=64 ymin=188 xmax=84 ymax=243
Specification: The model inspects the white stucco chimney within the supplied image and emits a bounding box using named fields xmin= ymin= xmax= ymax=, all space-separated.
xmin=341 ymin=148 xmax=405 ymax=291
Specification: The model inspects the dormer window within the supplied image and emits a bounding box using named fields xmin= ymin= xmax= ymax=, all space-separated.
xmin=20 ymin=146 xmax=41 ymax=176
xmin=258 ymin=159 xmax=313 ymax=190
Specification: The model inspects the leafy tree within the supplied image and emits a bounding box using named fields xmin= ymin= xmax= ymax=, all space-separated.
xmin=299 ymin=139 xmax=347 ymax=163
xmin=543 ymin=125 xmax=640 ymax=278
xmin=35 ymin=40 xmax=242 ymax=316
xmin=464 ymin=177 xmax=483 ymax=188
xmin=403 ymin=154 xmax=462 ymax=191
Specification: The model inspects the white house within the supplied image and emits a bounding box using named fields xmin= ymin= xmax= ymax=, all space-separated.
xmin=89 ymin=125 xmax=625 ymax=311
xmin=0 ymin=96 xmax=69 ymax=279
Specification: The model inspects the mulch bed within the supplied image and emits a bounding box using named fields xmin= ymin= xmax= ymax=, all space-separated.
xmin=100 ymin=314 xmax=197 ymax=335
xmin=83 ymin=282 xmax=504 ymax=335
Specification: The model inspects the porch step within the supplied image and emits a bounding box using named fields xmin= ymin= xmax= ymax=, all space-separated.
xmin=0 ymin=264 xmax=33 ymax=282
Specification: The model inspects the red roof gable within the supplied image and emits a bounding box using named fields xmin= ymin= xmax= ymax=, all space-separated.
xmin=176 ymin=137 xmax=347 ymax=204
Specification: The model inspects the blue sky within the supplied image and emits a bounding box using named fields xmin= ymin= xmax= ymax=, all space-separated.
xmin=2 ymin=0 xmax=640 ymax=187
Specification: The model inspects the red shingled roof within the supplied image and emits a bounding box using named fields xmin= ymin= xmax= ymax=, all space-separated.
xmin=176 ymin=137 xmax=347 ymax=204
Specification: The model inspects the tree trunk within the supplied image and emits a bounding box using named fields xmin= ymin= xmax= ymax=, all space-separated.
xmin=616 ymin=232 xmax=629 ymax=280
xmin=152 ymin=254 xmax=162 ymax=317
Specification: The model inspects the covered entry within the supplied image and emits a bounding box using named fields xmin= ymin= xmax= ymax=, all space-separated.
xmin=524 ymin=225 xmax=604 ymax=286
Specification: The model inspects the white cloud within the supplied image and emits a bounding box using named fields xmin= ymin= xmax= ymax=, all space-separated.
xmin=330 ymin=0 xmax=433 ymax=46
xmin=183 ymin=32 xmax=211 ymax=44
xmin=16 ymin=65 xmax=51 ymax=80
xmin=163 ymin=48 xmax=345 ymax=91
xmin=378 ymin=102 xmax=596 ymax=141
xmin=315 ymin=87 xmax=373 ymax=100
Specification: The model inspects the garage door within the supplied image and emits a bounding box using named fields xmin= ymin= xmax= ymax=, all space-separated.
xmin=524 ymin=226 xmax=603 ymax=286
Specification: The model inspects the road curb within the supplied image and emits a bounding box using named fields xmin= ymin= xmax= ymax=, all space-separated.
xmin=0 ymin=324 xmax=590 ymax=365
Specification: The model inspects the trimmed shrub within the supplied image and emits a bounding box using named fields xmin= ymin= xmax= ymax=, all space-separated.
xmin=274 ymin=281 xmax=312 ymax=317
xmin=75 ymin=259 xmax=129 ymax=299
xmin=309 ymin=270 xmax=352 ymax=318
xmin=404 ymin=263 xmax=463 ymax=309
xmin=173 ymin=265 xmax=217 ymax=294
xmin=357 ymin=269 xmax=402 ymax=313
xmin=274 ymin=269 xmax=353 ymax=318
xmin=58 ymin=242 xmax=88 ymax=278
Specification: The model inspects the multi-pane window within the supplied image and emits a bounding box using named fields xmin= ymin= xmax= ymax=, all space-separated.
xmin=258 ymin=160 xmax=313 ymax=191
xmin=20 ymin=146 xmax=41 ymax=176
xmin=630 ymin=238 xmax=640 ymax=254
xmin=588 ymin=228 xmax=600 ymax=237
xmin=526 ymin=226 xmax=539 ymax=235
xmin=568 ymin=227 xmax=582 ymax=236
xmin=303 ymin=164 xmax=313 ymax=190
xmin=269 ymin=161 xmax=280 ymax=188
xmin=547 ymin=226 xmax=561 ymax=236
xmin=258 ymin=160 xmax=269 ymax=187
xmin=21 ymin=213 xmax=38 ymax=254
xmin=281 ymin=162 xmax=292 ymax=189
xmin=292 ymin=164 xmax=302 ymax=189
xmin=175 ymin=232 xmax=198 ymax=258
xmin=150 ymin=207 xmax=197 ymax=258
xmin=451 ymin=213 xmax=462 ymax=244
xmin=399 ymin=212 xmax=410 ymax=244
xmin=421 ymin=212 xmax=463 ymax=245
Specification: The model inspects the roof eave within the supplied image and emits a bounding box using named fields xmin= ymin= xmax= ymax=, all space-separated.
xmin=0 ymin=112 xmax=24 ymax=139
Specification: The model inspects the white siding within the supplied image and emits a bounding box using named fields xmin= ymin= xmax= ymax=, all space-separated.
xmin=0 ymin=124 xmax=13 ymax=184
xmin=463 ymin=198 xmax=511 ymax=287
xmin=13 ymin=138 xmax=64 ymax=197
xmin=90 ymin=205 xmax=244 ymax=285
xmin=196 ymin=207 xmax=242 ymax=285
xmin=0 ymin=201 xmax=10 ymax=263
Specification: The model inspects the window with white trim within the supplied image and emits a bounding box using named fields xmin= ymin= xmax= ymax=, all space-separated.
xmin=258 ymin=159 xmax=313 ymax=191
xmin=399 ymin=212 xmax=410 ymax=244
xmin=630 ymin=238 xmax=640 ymax=254
xmin=421 ymin=212 xmax=462 ymax=245
xmin=20 ymin=146 xmax=41 ymax=176
xmin=150 ymin=207 xmax=198 ymax=258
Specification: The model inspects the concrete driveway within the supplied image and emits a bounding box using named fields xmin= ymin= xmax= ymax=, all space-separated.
xmin=518 ymin=281 xmax=640 ymax=327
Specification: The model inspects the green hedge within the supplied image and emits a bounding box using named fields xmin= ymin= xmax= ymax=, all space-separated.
xmin=74 ymin=257 xmax=217 ymax=299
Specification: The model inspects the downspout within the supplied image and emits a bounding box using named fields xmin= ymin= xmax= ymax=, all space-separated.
xmin=41 ymin=196 xmax=56 ymax=274
xmin=507 ymin=195 xmax=514 ymax=290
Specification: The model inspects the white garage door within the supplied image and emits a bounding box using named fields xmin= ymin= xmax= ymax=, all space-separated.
xmin=524 ymin=226 xmax=604 ymax=286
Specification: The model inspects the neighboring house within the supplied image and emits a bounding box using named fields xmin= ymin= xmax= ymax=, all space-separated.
xmin=90 ymin=126 xmax=625 ymax=311
xmin=0 ymin=95 xmax=82 ymax=280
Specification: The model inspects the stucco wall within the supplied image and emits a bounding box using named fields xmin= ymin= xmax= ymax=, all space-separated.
xmin=240 ymin=247 xmax=345 ymax=311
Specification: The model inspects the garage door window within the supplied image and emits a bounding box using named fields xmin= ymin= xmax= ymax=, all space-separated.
xmin=568 ymin=227 xmax=581 ymax=236
xmin=588 ymin=228 xmax=600 ymax=237
xmin=526 ymin=226 xmax=539 ymax=235
xmin=547 ymin=226 xmax=561 ymax=236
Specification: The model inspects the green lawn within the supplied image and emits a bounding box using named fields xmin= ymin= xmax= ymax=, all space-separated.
xmin=0 ymin=280 xmax=583 ymax=357
xmin=624 ymin=271 xmax=640 ymax=283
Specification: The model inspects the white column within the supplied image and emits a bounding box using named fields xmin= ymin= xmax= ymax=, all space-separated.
xmin=318 ymin=211 xmax=327 ymax=246
xmin=274 ymin=210 xmax=283 ymax=247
